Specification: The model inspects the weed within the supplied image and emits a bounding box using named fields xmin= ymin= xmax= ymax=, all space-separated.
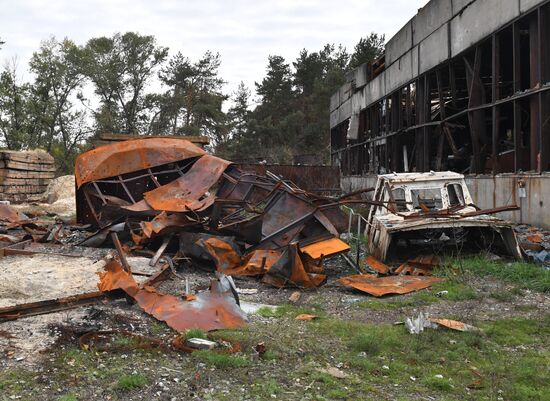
xmin=185 ymin=328 xmax=207 ymax=339
xmin=149 ymin=321 xmax=166 ymax=335
xmin=58 ymin=395 xmax=77 ymax=401
xmin=117 ymin=374 xmax=147 ymax=391
xmin=453 ymin=256 xmax=550 ymax=292
xmin=257 ymin=303 xmax=321 ymax=318
xmin=422 ymin=375 xmax=453 ymax=392
xmin=193 ymin=350 xmax=250 ymax=368
xmin=349 ymin=325 xmax=403 ymax=356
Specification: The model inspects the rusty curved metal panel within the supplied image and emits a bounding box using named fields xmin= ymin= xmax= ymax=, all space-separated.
xmin=143 ymin=155 xmax=231 ymax=212
xmin=338 ymin=274 xmax=443 ymax=297
xmin=98 ymin=260 xmax=248 ymax=332
xmin=75 ymin=138 xmax=206 ymax=188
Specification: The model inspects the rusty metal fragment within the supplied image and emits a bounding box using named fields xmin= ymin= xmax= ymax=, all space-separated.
xmin=74 ymin=138 xmax=205 ymax=188
xmin=98 ymin=259 xmax=248 ymax=331
xmin=143 ymin=155 xmax=231 ymax=213
xmin=337 ymin=274 xmax=443 ymax=297
xmin=364 ymin=255 xmax=390 ymax=274
xmin=300 ymin=237 xmax=350 ymax=260
xmin=395 ymin=255 xmax=440 ymax=276
xmin=429 ymin=318 xmax=480 ymax=332
xmin=0 ymin=292 xmax=112 ymax=321
xmin=0 ymin=204 xmax=25 ymax=223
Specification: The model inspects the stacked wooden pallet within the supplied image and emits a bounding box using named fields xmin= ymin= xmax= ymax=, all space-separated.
xmin=0 ymin=150 xmax=55 ymax=203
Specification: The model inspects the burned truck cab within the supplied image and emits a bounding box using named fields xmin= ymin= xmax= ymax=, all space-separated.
xmin=366 ymin=172 xmax=523 ymax=262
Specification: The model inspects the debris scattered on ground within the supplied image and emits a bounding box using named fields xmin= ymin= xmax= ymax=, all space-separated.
xmin=405 ymin=312 xmax=438 ymax=334
xmin=295 ymin=314 xmax=318 ymax=321
xmin=185 ymin=338 xmax=217 ymax=350
xmin=405 ymin=313 xmax=479 ymax=334
xmin=338 ymin=274 xmax=443 ymax=297
xmin=318 ymin=366 xmax=349 ymax=379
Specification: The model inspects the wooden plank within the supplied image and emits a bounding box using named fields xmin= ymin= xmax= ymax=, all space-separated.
xmin=0 ymin=177 xmax=52 ymax=186
xmin=0 ymin=169 xmax=55 ymax=179
xmin=0 ymin=150 xmax=54 ymax=164
xmin=0 ymin=160 xmax=56 ymax=172
xmin=0 ymin=184 xmax=48 ymax=194
xmin=0 ymin=193 xmax=44 ymax=203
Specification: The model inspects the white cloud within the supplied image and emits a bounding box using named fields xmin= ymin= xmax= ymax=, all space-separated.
xmin=0 ymin=0 xmax=429 ymax=95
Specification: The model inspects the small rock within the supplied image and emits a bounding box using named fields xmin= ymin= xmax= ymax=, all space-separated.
xmin=289 ymin=291 xmax=301 ymax=303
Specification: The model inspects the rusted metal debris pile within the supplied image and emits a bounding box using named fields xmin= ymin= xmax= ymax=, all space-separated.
xmin=74 ymin=138 xmax=354 ymax=288
xmin=0 ymin=138 xmax=365 ymax=332
xmin=0 ymin=142 xmax=527 ymax=334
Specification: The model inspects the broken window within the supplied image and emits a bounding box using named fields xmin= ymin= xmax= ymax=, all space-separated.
xmin=447 ymin=184 xmax=465 ymax=207
xmin=411 ymin=188 xmax=443 ymax=210
xmin=391 ymin=188 xmax=408 ymax=212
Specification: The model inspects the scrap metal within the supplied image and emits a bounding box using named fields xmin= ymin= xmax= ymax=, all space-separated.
xmin=366 ymin=172 xmax=524 ymax=262
xmin=338 ymin=274 xmax=443 ymax=297
xmin=98 ymin=259 xmax=248 ymax=332
xmin=74 ymin=138 xmax=366 ymax=290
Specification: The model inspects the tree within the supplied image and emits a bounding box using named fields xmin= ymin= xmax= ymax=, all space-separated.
xmin=0 ymin=60 xmax=32 ymax=150
xmin=217 ymin=81 xmax=251 ymax=159
xmin=81 ymin=32 xmax=168 ymax=134
xmin=29 ymin=37 xmax=91 ymax=173
xmin=348 ymin=33 xmax=385 ymax=70
xmin=156 ymin=51 xmax=228 ymax=145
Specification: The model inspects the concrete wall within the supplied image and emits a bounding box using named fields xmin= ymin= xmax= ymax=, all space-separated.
xmin=330 ymin=0 xmax=548 ymax=131
xmin=341 ymin=174 xmax=550 ymax=228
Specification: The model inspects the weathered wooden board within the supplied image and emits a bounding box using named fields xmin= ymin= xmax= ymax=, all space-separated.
xmin=0 ymin=150 xmax=54 ymax=164
xmin=0 ymin=160 xmax=56 ymax=172
xmin=0 ymin=177 xmax=52 ymax=186
xmin=0 ymin=169 xmax=55 ymax=179
xmin=0 ymin=184 xmax=49 ymax=194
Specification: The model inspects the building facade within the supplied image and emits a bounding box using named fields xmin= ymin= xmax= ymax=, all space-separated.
xmin=330 ymin=0 xmax=550 ymax=227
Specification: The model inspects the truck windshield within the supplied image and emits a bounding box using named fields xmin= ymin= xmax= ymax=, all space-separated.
xmin=411 ymin=188 xmax=443 ymax=210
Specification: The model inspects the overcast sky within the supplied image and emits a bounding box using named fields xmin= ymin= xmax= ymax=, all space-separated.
xmin=1 ymin=0 xmax=429 ymax=97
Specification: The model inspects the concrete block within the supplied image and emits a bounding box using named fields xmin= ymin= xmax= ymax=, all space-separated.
xmin=450 ymin=0 xmax=520 ymax=57
xmin=386 ymin=18 xmax=414 ymax=66
xmin=351 ymin=90 xmax=367 ymax=115
xmin=413 ymin=0 xmax=452 ymax=45
xmin=365 ymin=73 xmax=386 ymax=107
xmin=419 ymin=23 xmax=450 ymax=74
xmin=330 ymin=92 xmax=340 ymax=112
xmin=452 ymin=0 xmax=475 ymax=15
xmin=354 ymin=64 xmax=369 ymax=89
xmin=385 ymin=50 xmax=414 ymax=94
xmin=339 ymin=82 xmax=353 ymax=104
xmin=412 ymin=45 xmax=420 ymax=78
xmin=330 ymin=110 xmax=339 ymax=129
xmin=339 ymin=98 xmax=352 ymax=121
xmin=520 ymin=0 xmax=544 ymax=13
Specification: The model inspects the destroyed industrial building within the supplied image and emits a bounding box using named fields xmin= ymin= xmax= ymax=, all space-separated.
xmin=331 ymin=0 xmax=550 ymax=230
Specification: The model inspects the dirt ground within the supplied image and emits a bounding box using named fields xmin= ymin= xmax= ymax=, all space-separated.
xmin=0 ymin=253 xmax=549 ymax=400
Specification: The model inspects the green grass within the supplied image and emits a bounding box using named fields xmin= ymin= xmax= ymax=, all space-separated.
xmin=185 ymin=328 xmax=207 ymax=339
xmin=453 ymin=256 xmax=550 ymax=292
xmin=117 ymin=373 xmax=147 ymax=391
xmin=303 ymin=314 xmax=550 ymax=401
xmin=257 ymin=303 xmax=322 ymax=318
xmin=58 ymin=395 xmax=77 ymax=401
xmin=193 ymin=350 xmax=250 ymax=368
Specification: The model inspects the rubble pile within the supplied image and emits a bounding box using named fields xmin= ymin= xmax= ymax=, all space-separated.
xmin=0 ymin=139 xmax=529 ymax=336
